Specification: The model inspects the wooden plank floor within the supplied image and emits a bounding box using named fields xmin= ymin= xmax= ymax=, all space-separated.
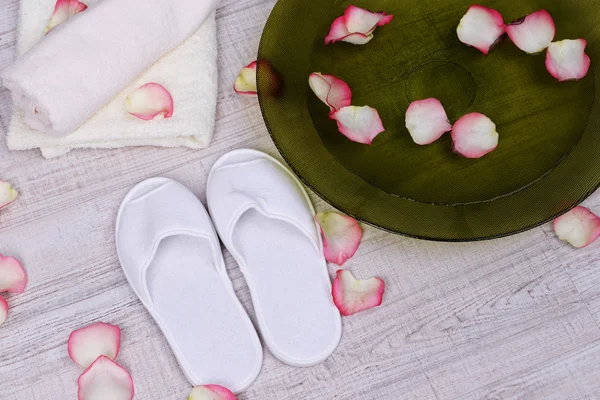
xmin=1 ymin=0 xmax=600 ymax=399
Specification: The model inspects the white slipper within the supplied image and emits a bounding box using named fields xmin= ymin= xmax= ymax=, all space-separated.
xmin=116 ymin=177 xmax=262 ymax=392
xmin=207 ymin=149 xmax=342 ymax=367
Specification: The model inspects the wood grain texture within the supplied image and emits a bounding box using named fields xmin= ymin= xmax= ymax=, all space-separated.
xmin=2 ymin=0 xmax=600 ymax=399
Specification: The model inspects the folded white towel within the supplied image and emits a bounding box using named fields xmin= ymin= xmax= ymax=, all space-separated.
xmin=2 ymin=0 xmax=218 ymax=158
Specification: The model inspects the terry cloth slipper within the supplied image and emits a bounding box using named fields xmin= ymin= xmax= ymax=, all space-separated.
xmin=116 ymin=177 xmax=262 ymax=392
xmin=207 ymin=149 xmax=342 ymax=367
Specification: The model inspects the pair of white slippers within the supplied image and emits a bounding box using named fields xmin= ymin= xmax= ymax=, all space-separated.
xmin=115 ymin=149 xmax=342 ymax=393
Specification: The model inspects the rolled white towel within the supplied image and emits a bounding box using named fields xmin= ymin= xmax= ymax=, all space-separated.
xmin=1 ymin=0 xmax=216 ymax=137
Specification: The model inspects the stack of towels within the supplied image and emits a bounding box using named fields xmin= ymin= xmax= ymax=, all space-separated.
xmin=1 ymin=0 xmax=218 ymax=158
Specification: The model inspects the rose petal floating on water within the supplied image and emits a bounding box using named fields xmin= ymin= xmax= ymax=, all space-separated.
xmin=78 ymin=356 xmax=134 ymax=400
xmin=46 ymin=0 xmax=88 ymax=33
xmin=452 ymin=112 xmax=499 ymax=159
xmin=553 ymin=206 xmax=600 ymax=248
xmin=325 ymin=6 xmax=392 ymax=45
xmin=0 ymin=181 xmax=18 ymax=210
xmin=405 ymin=98 xmax=453 ymax=145
xmin=0 ymin=255 xmax=27 ymax=294
xmin=316 ymin=212 xmax=362 ymax=266
xmin=331 ymin=105 xmax=385 ymax=145
xmin=69 ymin=322 xmax=122 ymax=368
xmin=308 ymin=73 xmax=352 ymax=115
xmin=506 ymin=10 xmax=555 ymax=54
xmin=457 ymin=5 xmax=506 ymax=55
xmin=343 ymin=5 xmax=393 ymax=35
xmin=332 ymin=270 xmax=385 ymax=316
xmin=126 ymin=83 xmax=174 ymax=120
xmin=325 ymin=16 xmax=373 ymax=45
xmin=188 ymin=385 xmax=237 ymax=400
xmin=0 ymin=296 xmax=8 ymax=327
xmin=545 ymin=39 xmax=591 ymax=82
xmin=233 ymin=61 xmax=258 ymax=95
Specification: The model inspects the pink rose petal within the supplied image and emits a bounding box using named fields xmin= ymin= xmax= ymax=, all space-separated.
xmin=451 ymin=112 xmax=499 ymax=158
xmin=332 ymin=270 xmax=385 ymax=316
xmin=553 ymin=206 xmax=600 ymax=248
xmin=343 ymin=5 xmax=393 ymax=35
xmin=0 ymin=255 xmax=27 ymax=294
xmin=325 ymin=6 xmax=392 ymax=45
xmin=126 ymin=83 xmax=174 ymax=121
xmin=234 ymin=61 xmax=258 ymax=95
xmin=506 ymin=10 xmax=555 ymax=54
xmin=405 ymin=98 xmax=453 ymax=145
xmin=545 ymin=39 xmax=591 ymax=82
xmin=308 ymin=73 xmax=353 ymax=116
xmin=457 ymin=5 xmax=506 ymax=55
xmin=46 ymin=0 xmax=88 ymax=34
xmin=331 ymin=106 xmax=385 ymax=145
xmin=315 ymin=212 xmax=362 ymax=266
xmin=325 ymin=17 xmax=374 ymax=45
xmin=189 ymin=385 xmax=237 ymax=400
xmin=0 ymin=296 xmax=8 ymax=327
xmin=0 ymin=181 xmax=18 ymax=210
xmin=68 ymin=322 xmax=122 ymax=368
xmin=77 ymin=356 xmax=134 ymax=400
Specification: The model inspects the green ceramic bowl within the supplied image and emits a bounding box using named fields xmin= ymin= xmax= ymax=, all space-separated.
xmin=257 ymin=0 xmax=599 ymax=241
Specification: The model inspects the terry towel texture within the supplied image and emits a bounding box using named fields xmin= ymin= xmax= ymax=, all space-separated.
xmin=2 ymin=0 xmax=218 ymax=158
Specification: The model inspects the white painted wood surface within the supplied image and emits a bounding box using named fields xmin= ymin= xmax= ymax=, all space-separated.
xmin=1 ymin=0 xmax=600 ymax=399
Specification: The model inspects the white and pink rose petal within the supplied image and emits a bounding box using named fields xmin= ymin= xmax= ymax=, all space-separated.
xmin=405 ymin=98 xmax=453 ymax=145
xmin=0 ymin=181 xmax=18 ymax=210
xmin=308 ymin=73 xmax=353 ymax=115
xmin=77 ymin=356 xmax=134 ymax=400
xmin=331 ymin=105 xmax=385 ymax=145
xmin=315 ymin=212 xmax=362 ymax=266
xmin=325 ymin=16 xmax=373 ymax=45
xmin=553 ymin=206 xmax=600 ymax=248
xmin=343 ymin=5 xmax=393 ymax=35
xmin=68 ymin=322 xmax=122 ymax=368
xmin=451 ymin=112 xmax=499 ymax=159
xmin=126 ymin=83 xmax=174 ymax=120
xmin=46 ymin=0 xmax=88 ymax=33
xmin=0 ymin=296 xmax=8 ymax=327
xmin=234 ymin=61 xmax=258 ymax=95
xmin=325 ymin=6 xmax=392 ymax=45
xmin=457 ymin=5 xmax=506 ymax=55
xmin=506 ymin=9 xmax=555 ymax=54
xmin=188 ymin=385 xmax=237 ymax=400
xmin=545 ymin=39 xmax=591 ymax=82
xmin=332 ymin=270 xmax=385 ymax=316
xmin=0 ymin=254 xmax=27 ymax=294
